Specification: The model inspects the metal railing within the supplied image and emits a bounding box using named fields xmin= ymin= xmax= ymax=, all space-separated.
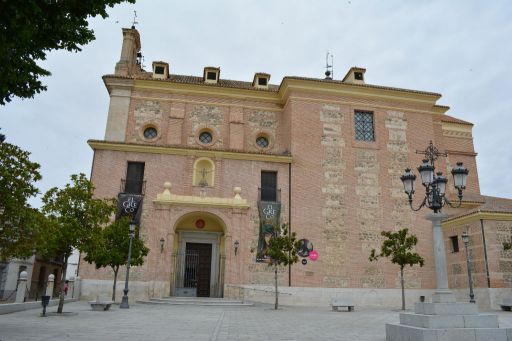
xmin=258 ymin=187 xmax=281 ymax=202
xmin=120 ymin=179 xmax=146 ymax=195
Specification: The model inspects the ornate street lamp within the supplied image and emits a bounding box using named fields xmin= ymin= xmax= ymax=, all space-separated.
xmin=120 ymin=222 xmax=136 ymax=309
xmin=400 ymin=141 xmax=469 ymax=303
xmin=461 ymin=231 xmax=476 ymax=303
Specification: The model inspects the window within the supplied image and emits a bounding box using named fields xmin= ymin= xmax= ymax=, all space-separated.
xmin=261 ymin=171 xmax=277 ymax=202
xmin=354 ymin=111 xmax=375 ymax=141
xmin=143 ymin=127 xmax=158 ymax=139
xmin=199 ymin=131 xmax=213 ymax=145
xmin=125 ymin=162 xmax=145 ymax=194
xmin=450 ymin=236 xmax=459 ymax=253
xmin=154 ymin=66 xmax=165 ymax=75
xmin=256 ymin=135 xmax=269 ymax=149
xmin=354 ymin=72 xmax=364 ymax=80
xmin=258 ymin=77 xmax=268 ymax=86
xmin=206 ymin=71 xmax=217 ymax=81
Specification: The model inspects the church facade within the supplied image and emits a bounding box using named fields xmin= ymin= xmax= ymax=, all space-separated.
xmin=78 ymin=27 xmax=512 ymax=308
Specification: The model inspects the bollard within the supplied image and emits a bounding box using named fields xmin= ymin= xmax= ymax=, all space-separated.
xmin=73 ymin=276 xmax=81 ymax=299
xmin=67 ymin=277 xmax=75 ymax=298
xmin=45 ymin=274 xmax=55 ymax=297
xmin=15 ymin=271 xmax=28 ymax=303
xmin=41 ymin=295 xmax=50 ymax=317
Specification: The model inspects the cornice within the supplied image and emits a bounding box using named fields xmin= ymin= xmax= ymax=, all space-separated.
xmin=442 ymin=211 xmax=512 ymax=228
xmin=88 ymin=140 xmax=293 ymax=164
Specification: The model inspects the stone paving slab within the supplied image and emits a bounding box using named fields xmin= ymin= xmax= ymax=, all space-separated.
xmin=1 ymin=301 xmax=512 ymax=340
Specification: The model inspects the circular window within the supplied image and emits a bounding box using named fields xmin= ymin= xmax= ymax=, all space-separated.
xmin=143 ymin=127 xmax=158 ymax=139
xmin=256 ymin=135 xmax=269 ymax=149
xmin=199 ymin=131 xmax=213 ymax=145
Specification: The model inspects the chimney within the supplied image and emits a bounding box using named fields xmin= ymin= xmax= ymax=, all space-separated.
xmin=115 ymin=27 xmax=141 ymax=76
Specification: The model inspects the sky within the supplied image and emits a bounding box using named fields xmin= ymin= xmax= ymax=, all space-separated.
xmin=1 ymin=0 xmax=511 ymax=207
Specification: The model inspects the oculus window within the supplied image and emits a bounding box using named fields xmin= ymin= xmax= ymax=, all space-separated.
xmin=143 ymin=127 xmax=158 ymax=139
xmin=199 ymin=131 xmax=213 ymax=145
xmin=256 ymin=135 xmax=269 ymax=149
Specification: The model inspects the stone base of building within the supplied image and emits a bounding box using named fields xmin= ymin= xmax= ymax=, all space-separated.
xmin=80 ymin=279 xmax=169 ymax=302
xmin=386 ymin=297 xmax=512 ymax=341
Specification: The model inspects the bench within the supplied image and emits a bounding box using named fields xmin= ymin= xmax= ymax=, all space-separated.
xmin=331 ymin=298 xmax=355 ymax=312
xmin=500 ymin=298 xmax=512 ymax=311
xmin=89 ymin=296 xmax=114 ymax=311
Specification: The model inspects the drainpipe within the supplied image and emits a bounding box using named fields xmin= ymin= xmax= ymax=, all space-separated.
xmin=480 ymin=219 xmax=491 ymax=288
xmin=288 ymin=162 xmax=292 ymax=287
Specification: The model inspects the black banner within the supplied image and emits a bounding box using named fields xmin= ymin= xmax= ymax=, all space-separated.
xmin=115 ymin=193 xmax=143 ymax=225
xmin=256 ymin=201 xmax=281 ymax=263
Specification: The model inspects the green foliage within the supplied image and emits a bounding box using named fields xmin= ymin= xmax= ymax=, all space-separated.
xmin=369 ymin=228 xmax=424 ymax=310
xmin=265 ymin=222 xmax=300 ymax=267
xmin=0 ymin=140 xmax=43 ymax=259
xmin=84 ymin=216 xmax=149 ymax=269
xmin=83 ymin=216 xmax=149 ymax=301
xmin=41 ymin=173 xmax=115 ymax=312
xmin=369 ymin=229 xmax=425 ymax=269
xmin=264 ymin=222 xmax=300 ymax=310
xmin=41 ymin=173 xmax=116 ymax=259
xmin=0 ymin=0 xmax=135 ymax=104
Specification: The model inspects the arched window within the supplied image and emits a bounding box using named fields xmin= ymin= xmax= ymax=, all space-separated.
xmin=192 ymin=158 xmax=215 ymax=187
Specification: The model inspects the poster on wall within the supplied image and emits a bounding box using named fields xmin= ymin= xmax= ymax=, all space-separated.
xmin=115 ymin=193 xmax=143 ymax=225
xmin=256 ymin=201 xmax=281 ymax=263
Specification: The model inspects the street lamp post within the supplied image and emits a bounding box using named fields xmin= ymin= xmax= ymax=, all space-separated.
xmin=120 ymin=222 xmax=136 ymax=309
xmin=400 ymin=141 xmax=469 ymax=303
xmin=461 ymin=230 xmax=476 ymax=303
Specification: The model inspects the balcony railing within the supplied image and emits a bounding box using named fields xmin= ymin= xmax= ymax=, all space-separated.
xmin=258 ymin=187 xmax=281 ymax=203
xmin=120 ymin=179 xmax=146 ymax=195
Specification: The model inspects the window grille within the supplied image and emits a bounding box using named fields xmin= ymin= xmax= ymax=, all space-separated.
xmin=355 ymin=111 xmax=375 ymax=141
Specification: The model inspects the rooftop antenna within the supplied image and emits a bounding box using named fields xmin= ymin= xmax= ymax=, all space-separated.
xmin=131 ymin=10 xmax=138 ymax=29
xmin=325 ymin=51 xmax=334 ymax=80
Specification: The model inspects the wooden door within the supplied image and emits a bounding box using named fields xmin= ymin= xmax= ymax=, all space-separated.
xmin=186 ymin=243 xmax=212 ymax=297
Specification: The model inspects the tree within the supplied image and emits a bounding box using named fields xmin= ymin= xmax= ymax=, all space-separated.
xmin=369 ymin=228 xmax=425 ymax=310
xmin=264 ymin=222 xmax=300 ymax=310
xmin=0 ymin=139 xmax=43 ymax=260
xmin=0 ymin=0 xmax=135 ymax=105
xmin=83 ymin=217 xmax=149 ymax=301
xmin=41 ymin=173 xmax=115 ymax=313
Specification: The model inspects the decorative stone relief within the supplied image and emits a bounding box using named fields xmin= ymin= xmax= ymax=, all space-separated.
xmin=187 ymin=106 xmax=224 ymax=147
xmin=133 ymin=100 xmax=164 ymax=142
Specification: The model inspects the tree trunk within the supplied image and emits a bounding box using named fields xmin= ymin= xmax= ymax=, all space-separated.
xmin=400 ymin=266 xmax=405 ymax=310
xmin=274 ymin=266 xmax=278 ymax=310
xmin=57 ymin=254 xmax=69 ymax=314
xmin=112 ymin=266 xmax=119 ymax=302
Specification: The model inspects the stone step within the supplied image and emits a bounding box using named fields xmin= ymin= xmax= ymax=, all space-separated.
xmin=386 ymin=323 xmax=512 ymax=341
xmin=136 ymin=297 xmax=253 ymax=306
xmin=400 ymin=312 xmax=499 ymax=329
xmin=415 ymin=302 xmax=479 ymax=315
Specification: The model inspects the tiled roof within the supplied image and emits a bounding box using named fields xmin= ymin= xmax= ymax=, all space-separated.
xmin=445 ymin=195 xmax=512 ymax=221
xmin=103 ymin=73 xmax=442 ymax=96
xmin=440 ymin=115 xmax=473 ymax=126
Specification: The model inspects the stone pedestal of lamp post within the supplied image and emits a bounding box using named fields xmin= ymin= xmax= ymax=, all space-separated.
xmin=386 ymin=213 xmax=512 ymax=341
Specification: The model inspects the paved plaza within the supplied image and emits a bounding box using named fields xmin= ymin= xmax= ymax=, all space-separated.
xmin=2 ymin=301 xmax=512 ymax=341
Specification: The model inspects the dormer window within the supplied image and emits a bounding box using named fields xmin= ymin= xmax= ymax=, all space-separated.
xmin=203 ymin=67 xmax=220 ymax=84
xmin=155 ymin=66 xmax=165 ymax=75
xmin=341 ymin=67 xmax=366 ymax=85
xmin=152 ymin=61 xmax=169 ymax=79
xmin=252 ymin=73 xmax=271 ymax=89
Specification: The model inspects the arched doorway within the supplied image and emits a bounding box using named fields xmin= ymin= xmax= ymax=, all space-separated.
xmin=171 ymin=212 xmax=226 ymax=298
